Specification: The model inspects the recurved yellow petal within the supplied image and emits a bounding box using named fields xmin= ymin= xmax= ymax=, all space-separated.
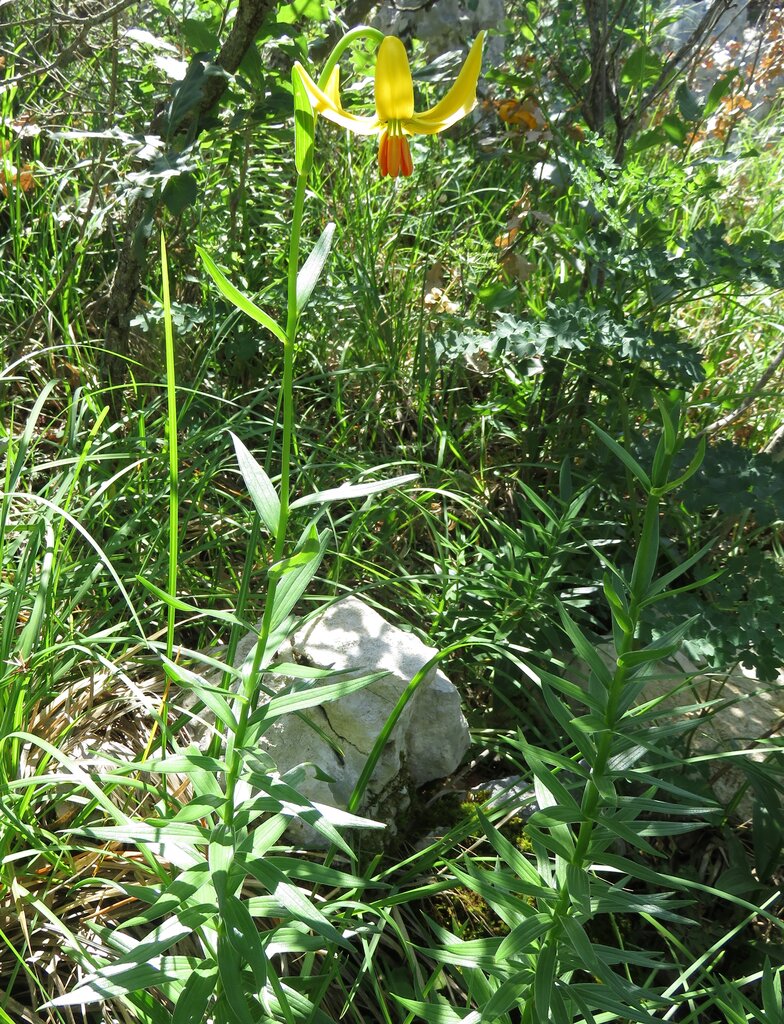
xmin=293 ymin=62 xmax=379 ymax=136
xmin=407 ymin=31 xmax=485 ymax=135
xmin=374 ymin=36 xmax=415 ymax=122
xmin=324 ymin=65 xmax=342 ymax=108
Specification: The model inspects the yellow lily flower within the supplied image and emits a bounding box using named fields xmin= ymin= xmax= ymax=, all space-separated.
xmin=294 ymin=32 xmax=485 ymax=178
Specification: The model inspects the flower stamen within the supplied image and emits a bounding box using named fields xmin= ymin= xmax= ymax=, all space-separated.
xmin=380 ymin=122 xmax=413 ymax=178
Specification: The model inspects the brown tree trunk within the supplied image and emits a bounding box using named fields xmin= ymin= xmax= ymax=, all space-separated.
xmin=101 ymin=0 xmax=277 ymax=386
xmin=583 ymin=0 xmax=608 ymax=134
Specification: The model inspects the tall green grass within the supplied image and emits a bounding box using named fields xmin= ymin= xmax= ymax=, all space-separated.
xmin=1 ymin=4 xmax=784 ymax=1021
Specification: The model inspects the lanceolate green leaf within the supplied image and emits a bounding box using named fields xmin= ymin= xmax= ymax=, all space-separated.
xmin=161 ymin=655 xmax=240 ymax=731
xmin=534 ymin=942 xmax=557 ymax=1023
xmin=617 ymin=616 xmax=697 ymax=670
xmin=564 ymin=863 xmax=590 ymax=916
xmin=296 ymin=222 xmax=335 ymax=314
xmin=7 ymin=379 xmax=57 ymax=492
xmin=217 ymin=936 xmax=256 ymax=1024
xmin=197 ymin=245 xmax=287 ymax=345
xmin=264 ymin=856 xmax=369 ymax=890
xmin=292 ymin=66 xmax=315 ymax=176
xmin=133 ymin=753 xmax=228 ymax=776
xmin=391 ymin=998 xmax=481 ymax=1024
xmin=265 ymin=980 xmax=342 ymax=1024
xmin=496 ymin=915 xmax=553 ymax=960
xmin=588 ymin=420 xmax=652 ymax=491
xmin=641 ymin=536 xmax=717 ymax=602
xmin=135 ymin=574 xmax=249 ymax=628
xmin=17 ymin=521 xmax=54 ymax=660
xmin=484 ymin=975 xmax=536 ymax=1022
xmin=45 ymin=957 xmax=199 ymax=1008
xmin=70 ymin=822 xmax=208 ymax=844
xmin=241 ymin=856 xmax=350 ymax=949
xmin=231 ymin=432 xmax=281 ymax=538
xmin=220 ymin=893 xmax=267 ymax=986
xmin=657 ymin=434 xmax=706 ymax=494
xmin=291 ymin=472 xmax=418 ymax=509
xmin=448 ymin=859 xmax=548 ymax=918
xmin=122 ymin=862 xmax=214 ymax=929
xmin=172 ymin=962 xmax=218 ymax=1024
xmin=557 ymin=603 xmax=613 ymax=689
xmin=411 ymin=935 xmax=502 ymax=971
xmin=260 ymin=669 xmax=386 ymax=720
xmin=567 ymin=982 xmax=667 ymax=1024
xmin=477 ymin=808 xmax=552 ymax=885
xmin=268 ymin=526 xmax=327 ymax=631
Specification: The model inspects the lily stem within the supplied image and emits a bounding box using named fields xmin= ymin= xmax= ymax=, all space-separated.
xmin=222 ymin=170 xmax=307 ymax=824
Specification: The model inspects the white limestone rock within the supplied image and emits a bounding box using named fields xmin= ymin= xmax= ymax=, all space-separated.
xmin=224 ymin=597 xmax=471 ymax=843
xmin=564 ymin=646 xmax=784 ymax=817
xmin=373 ymin=0 xmax=505 ymax=66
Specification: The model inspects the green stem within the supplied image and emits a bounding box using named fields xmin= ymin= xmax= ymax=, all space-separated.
xmin=279 ymin=172 xmax=308 ymax=546
xmin=142 ymin=231 xmax=177 ymax=765
xmin=222 ymin=172 xmax=308 ymax=824
xmin=317 ymin=26 xmax=384 ymax=89
xmin=162 ymin=232 xmax=179 ymax=672
xmin=542 ymin=461 xmax=670 ymax=972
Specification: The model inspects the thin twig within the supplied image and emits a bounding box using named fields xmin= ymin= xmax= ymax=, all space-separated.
xmin=640 ymin=0 xmax=736 ymax=116
xmin=698 ymin=337 xmax=784 ymax=438
xmin=2 ymin=0 xmax=137 ymax=85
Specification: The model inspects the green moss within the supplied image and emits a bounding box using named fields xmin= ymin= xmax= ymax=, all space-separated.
xmin=430 ymin=885 xmax=509 ymax=940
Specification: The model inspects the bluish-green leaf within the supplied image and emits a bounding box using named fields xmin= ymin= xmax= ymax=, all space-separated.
xmin=657 ymin=434 xmax=706 ymax=495
xmin=496 ymin=914 xmax=552 ymax=960
xmin=291 ymin=472 xmax=418 ymax=510
xmin=534 ymin=942 xmax=557 ymax=1022
xmin=617 ymin=616 xmax=696 ymax=670
xmin=568 ymin=983 xmax=667 ymax=1024
xmin=483 ymin=976 xmax=534 ymax=1022
xmin=45 ymin=958 xmax=200 ymax=1008
xmin=161 ymin=655 xmax=240 ymax=732
xmin=241 ymin=857 xmax=349 ymax=949
xmin=296 ymin=223 xmax=335 ymax=314
xmin=261 ymin=669 xmax=385 ymax=720
xmin=232 ymin=432 xmax=281 ymax=538
xmin=565 ymin=863 xmax=591 ymax=916
xmin=208 ymin=824 xmax=242 ymax=927
xmin=121 ymin=862 xmax=212 ymax=928
xmin=135 ymin=575 xmax=246 ymax=627
xmin=268 ymin=527 xmax=327 ymax=631
xmin=18 ymin=521 xmax=54 ymax=659
xmin=217 ymin=936 xmax=256 ymax=1024
xmin=391 ymin=998 xmax=480 ymax=1024
xmin=477 ymin=807 xmax=551 ymax=884
xmin=557 ymin=602 xmax=614 ymax=689
xmin=220 ymin=894 xmax=267 ymax=987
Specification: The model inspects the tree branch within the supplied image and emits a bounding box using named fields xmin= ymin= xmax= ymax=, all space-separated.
xmin=101 ymin=0 xmax=278 ymax=386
